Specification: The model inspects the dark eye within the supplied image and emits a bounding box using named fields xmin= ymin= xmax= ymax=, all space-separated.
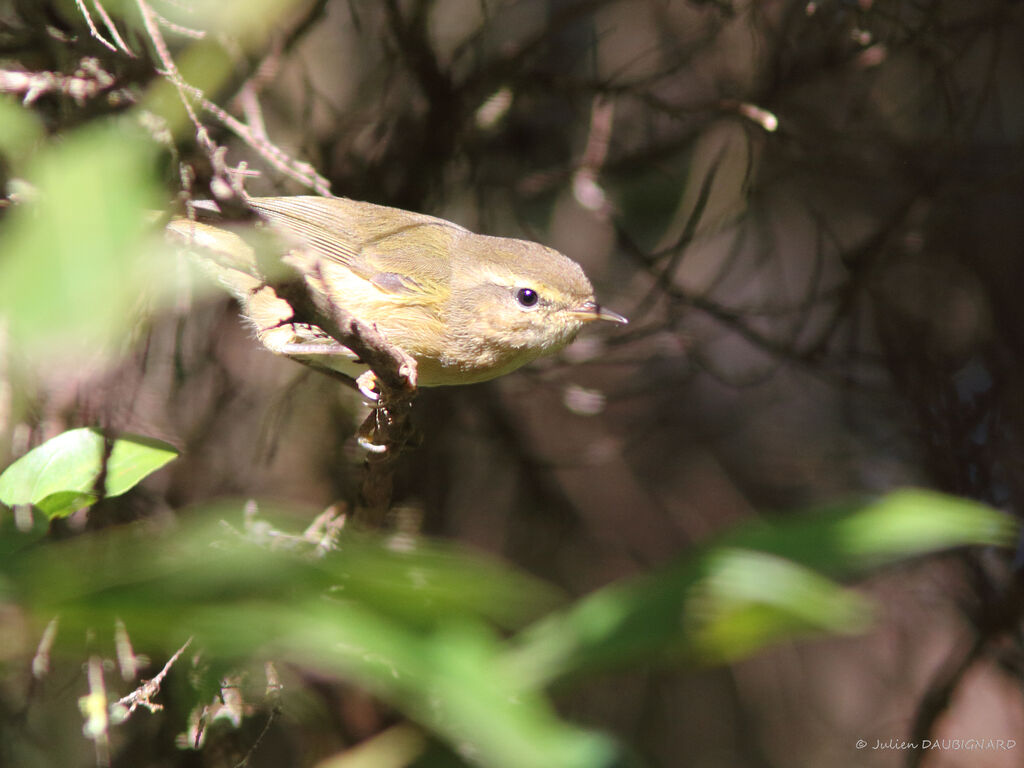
xmin=516 ymin=288 xmax=539 ymax=308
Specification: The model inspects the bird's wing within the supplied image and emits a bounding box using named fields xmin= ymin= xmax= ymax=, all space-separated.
xmin=248 ymin=196 xmax=456 ymax=299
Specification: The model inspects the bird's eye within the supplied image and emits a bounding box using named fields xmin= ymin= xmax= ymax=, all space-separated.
xmin=516 ymin=288 xmax=539 ymax=308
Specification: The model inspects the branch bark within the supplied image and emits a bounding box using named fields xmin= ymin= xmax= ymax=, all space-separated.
xmin=297 ymin=263 xmax=419 ymax=528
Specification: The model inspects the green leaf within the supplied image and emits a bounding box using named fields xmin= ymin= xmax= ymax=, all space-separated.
xmin=0 ymin=121 xmax=163 ymax=361
xmin=0 ymin=97 xmax=43 ymax=165
xmin=505 ymin=489 xmax=1016 ymax=684
xmin=218 ymin=607 xmax=618 ymax=768
xmin=504 ymin=547 xmax=870 ymax=686
xmin=0 ymin=428 xmax=179 ymax=519
xmin=4 ymin=518 xmax=616 ymax=768
xmin=33 ymin=490 xmax=99 ymax=519
xmin=2 ymin=490 xmax=1009 ymax=767
xmin=719 ymin=488 xmax=1018 ymax=575
xmin=686 ymin=549 xmax=871 ymax=661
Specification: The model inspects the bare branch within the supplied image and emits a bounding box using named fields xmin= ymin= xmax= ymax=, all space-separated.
xmin=0 ymin=59 xmax=116 ymax=106
xmin=31 ymin=617 xmax=59 ymax=679
xmin=115 ymin=637 xmax=193 ymax=719
xmin=73 ymin=0 xmax=119 ymax=53
xmin=296 ymin=262 xmax=419 ymax=526
xmin=91 ymin=0 xmax=137 ymax=56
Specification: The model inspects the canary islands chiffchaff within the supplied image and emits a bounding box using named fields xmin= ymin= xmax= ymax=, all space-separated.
xmin=168 ymin=196 xmax=627 ymax=388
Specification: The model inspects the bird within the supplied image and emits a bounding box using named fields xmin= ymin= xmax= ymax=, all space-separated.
xmin=168 ymin=195 xmax=626 ymax=393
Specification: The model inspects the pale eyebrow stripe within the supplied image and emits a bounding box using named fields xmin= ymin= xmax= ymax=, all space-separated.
xmin=479 ymin=266 xmax=541 ymax=290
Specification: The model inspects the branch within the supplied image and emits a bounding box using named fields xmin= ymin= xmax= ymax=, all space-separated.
xmin=905 ymin=635 xmax=985 ymax=768
xmin=298 ymin=264 xmax=418 ymax=394
xmin=296 ymin=263 xmax=419 ymax=527
xmin=906 ymin=564 xmax=1024 ymax=768
xmin=73 ymin=0 xmax=122 ymax=54
xmin=171 ymin=206 xmax=419 ymax=528
xmin=136 ymin=0 xmax=330 ymax=199
xmin=0 ymin=58 xmax=116 ymax=105
xmin=114 ymin=637 xmax=193 ymax=719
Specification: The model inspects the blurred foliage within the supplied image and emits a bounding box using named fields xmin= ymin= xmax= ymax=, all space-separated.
xmin=0 ymin=440 xmax=1015 ymax=766
xmin=507 ymin=489 xmax=1016 ymax=682
xmin=0 ymin=95 xmax=41 ymax=159
xmin=0 ymin=120 xmax=164 ymax=363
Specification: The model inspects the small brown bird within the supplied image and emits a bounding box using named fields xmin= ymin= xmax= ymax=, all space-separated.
xmin=169 ymin=196 xmax=626 ymax=389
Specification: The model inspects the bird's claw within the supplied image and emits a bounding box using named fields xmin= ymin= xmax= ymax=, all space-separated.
xmin=355 ymin=370 xmax=380 ymax=402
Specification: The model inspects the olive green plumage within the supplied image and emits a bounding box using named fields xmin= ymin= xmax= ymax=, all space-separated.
xmin=170 ymin=196 xmax=626 ymax=387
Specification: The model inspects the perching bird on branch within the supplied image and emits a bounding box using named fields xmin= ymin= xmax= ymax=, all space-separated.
xmin=168 ymin=196 xmax=626 ymax=396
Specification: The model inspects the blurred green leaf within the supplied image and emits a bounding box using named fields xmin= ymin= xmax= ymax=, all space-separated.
xmin=3 ymin=516 xmax=614 ymax=768
xmin=0 ymin=428 xmax=178 ymax=519
xmin=504 ymin=547 xmax=869 ymax=686
xmin=0 ymin=97 xmax=43 ymax=164
xmin=181 ymin=0 xmax=302 ymax=39
xmin=0 ymin=501 xmax=48 ymax=560
xmin=505 ymin=489 xmax=1016 ymax=685
xmin=687 ymin=549 xmax=871 ymax=662
xmin=6 ymin=510 xmax=557 ymax=634
xmin=319 ymin=533 xmax=563 ymax=631
xmin=247 ymin=608 xmax=617 ymax=768
xmin=313 ymin=724 xmax=427 ymax=768
xmin=0 ymin=121 xmax=163 ymax=360
xmin=3 ymin=489 xmax=1008 ymax=767
xmin=720 ymin=488 xmax=1018 ymax=574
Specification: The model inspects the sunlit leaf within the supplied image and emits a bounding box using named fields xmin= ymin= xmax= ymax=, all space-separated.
xmin=0 ymin=428 xmax=179 ymax=519
xmin=720 ymin=488 xmax=1018 ymax=574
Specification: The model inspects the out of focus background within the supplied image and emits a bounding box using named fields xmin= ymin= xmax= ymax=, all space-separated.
xmin=2 ymin=1 xmax=1024 ymax=767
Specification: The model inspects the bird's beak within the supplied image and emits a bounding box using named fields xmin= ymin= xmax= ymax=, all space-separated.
xmin=574 ymin=300 xmax=628 ymax=324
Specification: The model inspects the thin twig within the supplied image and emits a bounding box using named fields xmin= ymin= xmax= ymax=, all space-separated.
xmin=0 ymin=59 xmax=115 ymax=106
xmin=136 ymin=0 xmax=203 ymax=132
xmin=91 ymin=0 xmax=137 ymax=56
xmin=237 ymin=82 xmax=271 ymax=144
xmin=173 ymin=77 xmax=333 ymax=196
xmin=232 ymin=707 xmax=278 ymax=768
xmin=31 ymin=617 xmax=59 ymax=678
xmin=149 ymin=5 xmax=207 ymax=40
xmin=195 ymin=87 xmax=333 ymax=195
xmin=115 ymin=637 xmax=193 ymax=718
xmin=571 ymin=95 xmax=615 ymax=217
xmin=73 ymin=0 xmax=119 ymax=52
xmin=136 ymin=0 xmax=330 ymax=196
